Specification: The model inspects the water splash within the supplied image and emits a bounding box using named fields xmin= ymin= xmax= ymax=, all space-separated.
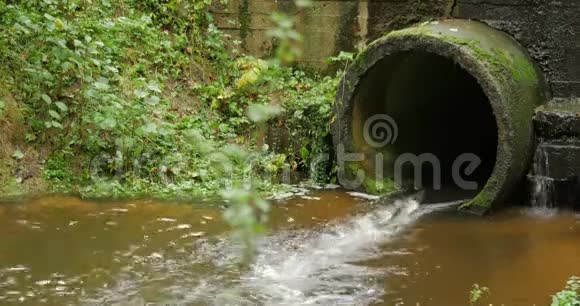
xmin=84 ymin=197 xmax=457 ymax=305
xmin=232 ymin=199 xmax=456 ymax=305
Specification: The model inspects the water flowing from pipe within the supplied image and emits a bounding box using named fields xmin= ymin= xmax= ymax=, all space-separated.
xmin=85 ymin=197 xmax=458 ymax=305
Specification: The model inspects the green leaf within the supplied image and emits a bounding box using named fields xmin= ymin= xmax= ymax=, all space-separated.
xmin=55 ymin=102 xmax=68 ymax=112
xmin=49 ymin=110 xmax=61 ymax=120
xmin=61 ymin=61 xmax=73 ymax=73
xmin=54 ymin=19 xmax=64 ymax=31
xmin=218 ymin=123 xmax=229 ymax=133
xmin=145 ymin=96 xmax=160 ymax=105
xmin=73 ymin=40 xmax=85 ymax=48
xmin=133 ymin=89 xmax=148 ymax=99
xmin=41 ymin=94 xmax=52 ymax=105
xmin=300 ymin=146 xmax=310 ymax=160
xmin=105 ymin=66 xmax=119 ymax=73
xmin=99 ymin=117 xmax=117 ymax=130
xmin=140 ymin=123 xmax=158 ymax=134
xmin=51 ymin=121 xmax=63 ymax=129
xmin=147 ymin=83 xmax=162 ymax=93
xmin=115 ymin=137 xmax=136 ymax=150
xmin=329 ymin=51 xmax=354 ymax=63
xmin=94 ymin=82 xmax=110 ymax=91
xmin=94 ymin=78 xmax=110 ymax=91
xmin=12 ymin=149 xmax=24 ymax=160
xmin=237 ymin=69 xmax=260 ymax=88
xmin=55 ymin=39 xmax=67 ymax=49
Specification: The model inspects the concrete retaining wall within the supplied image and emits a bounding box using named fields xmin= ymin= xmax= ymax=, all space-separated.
xmin=214 ymin=0 xmax=580 ymax=207
xmin=534 ymin=99 xmax=580 ymax=208
xmin=213 ymin=0 xmax=580 ymax=98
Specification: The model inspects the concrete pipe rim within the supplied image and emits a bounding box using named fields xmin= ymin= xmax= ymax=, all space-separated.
xmin=332 ymin=20 xmax=548 ymax=214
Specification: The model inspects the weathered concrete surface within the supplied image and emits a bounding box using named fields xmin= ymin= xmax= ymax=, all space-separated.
xmin=454 ymin=0 xmax=580 ymax=98
xmin=532 ymin=140 xmax=580 ymax=209
xmin=536 ymin=140 xmax=580 ymax=181
xmin=213 ymin=0 xmax=580 ymax=98
xmin=332 ymin=20 xmax=549 ymax=214
xmin=534 ymin=99 xmax=580 ymax=139
xmin=212 ymin=0 xmax=362 ymax=68
xmin=365 ymin=0 xmax=454 ymax=39
xmin=533 ymin=100 xmax=580 ymax=207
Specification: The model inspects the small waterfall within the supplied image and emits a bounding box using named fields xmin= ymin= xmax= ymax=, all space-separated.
xmin=530 ymin=143 xmax=555 ymax=208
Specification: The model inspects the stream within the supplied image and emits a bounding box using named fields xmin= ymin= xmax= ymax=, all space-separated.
xmin=0 ymin=190 xmax=578 ymax=305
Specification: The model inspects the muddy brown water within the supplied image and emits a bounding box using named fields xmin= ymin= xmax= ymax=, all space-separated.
xmin=0 ymin=190 xmax=578 ymax=305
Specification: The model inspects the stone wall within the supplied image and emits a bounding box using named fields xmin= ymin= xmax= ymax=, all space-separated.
xmin=213 ymin=0 xmax=580 ymax=98
xmin=533 ymin=99 xmax=580 ymax=208
xmin=454 ymin=0 xmax=580 ymax=100
xmin=212 ymin=0 xmax=364 ymax=70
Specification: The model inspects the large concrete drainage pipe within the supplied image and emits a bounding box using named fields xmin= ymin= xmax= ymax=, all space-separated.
xmin=331 ymin=20 xmax=549 ymax=214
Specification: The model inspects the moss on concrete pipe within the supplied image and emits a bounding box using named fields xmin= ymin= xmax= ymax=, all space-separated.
xmin=331 ymin=19 xmax=549 ymax=214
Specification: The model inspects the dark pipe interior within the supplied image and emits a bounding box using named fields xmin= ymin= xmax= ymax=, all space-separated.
xmin=354 ymin=50 xmax=498 ymax=203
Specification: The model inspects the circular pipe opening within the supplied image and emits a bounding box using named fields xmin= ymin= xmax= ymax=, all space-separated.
xmin=333 ymin=20 xmax=549 ymax=213
xmin=352 ymin=50 xmax=498 ymax=203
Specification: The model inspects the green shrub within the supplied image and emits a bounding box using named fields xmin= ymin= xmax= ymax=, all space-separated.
xmin=0 ymin=0 xmax=341 ymax=199
xmin=552 ymin=277 xmax=580 ymax=306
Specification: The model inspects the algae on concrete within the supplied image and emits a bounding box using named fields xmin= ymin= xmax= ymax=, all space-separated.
xmin=332 ymin=19 xmax=549 ymax=214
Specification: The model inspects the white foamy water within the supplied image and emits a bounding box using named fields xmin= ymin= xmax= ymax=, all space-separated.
xmin=85 ymin=197 xmax=457 ymax=305
xmin=530 ymin=143 xmax=556 ymax=209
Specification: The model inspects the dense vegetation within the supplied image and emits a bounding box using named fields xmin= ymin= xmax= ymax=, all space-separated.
xmin=0 ymin=0 xmax=344 ymax=201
